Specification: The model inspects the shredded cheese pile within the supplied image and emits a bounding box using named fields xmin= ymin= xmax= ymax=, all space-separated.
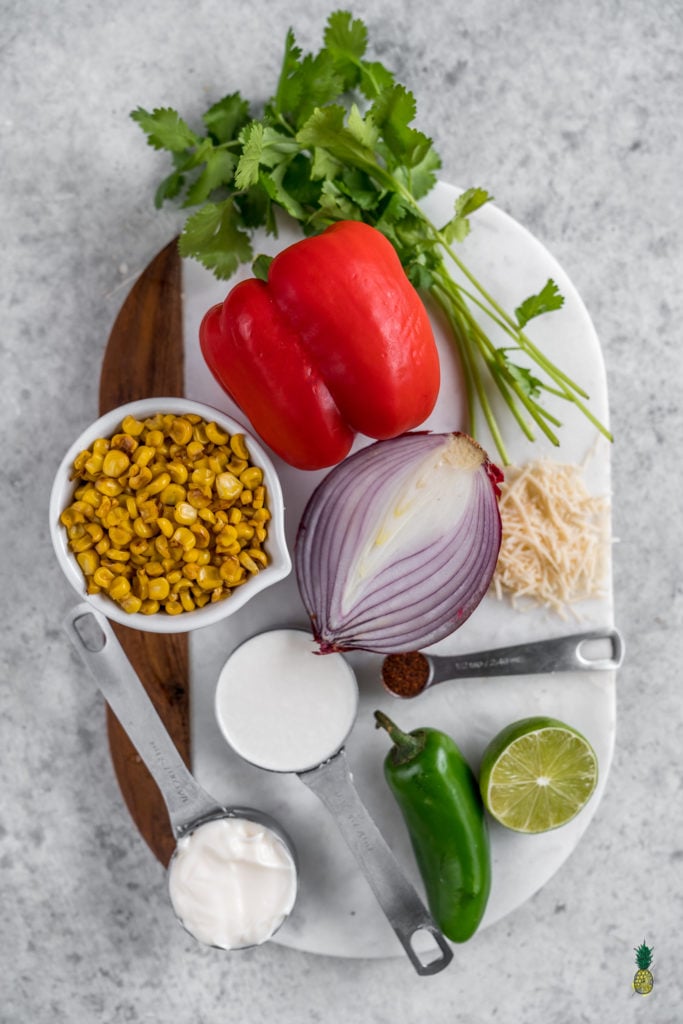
xmin=492 ymin=459 xmax=610 ymax=618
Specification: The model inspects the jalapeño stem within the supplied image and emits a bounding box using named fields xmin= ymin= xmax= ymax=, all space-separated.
xmin=374 ymin=710 xmax=425 ymax=765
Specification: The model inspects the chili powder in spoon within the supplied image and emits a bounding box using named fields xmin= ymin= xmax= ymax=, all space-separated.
xmin=381 ymin=652 xmax=430 ymax=698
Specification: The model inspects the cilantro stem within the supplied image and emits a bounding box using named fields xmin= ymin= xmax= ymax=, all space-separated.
xmin=432 ymin=270 xmax=567 ymax=451
xmin=421 ymin=207 xmax=593 ymax=400
xmin=388 ymin=180 xmax=613 ymax=455
xmin=438 ymin=288 xmax=509 ymax=464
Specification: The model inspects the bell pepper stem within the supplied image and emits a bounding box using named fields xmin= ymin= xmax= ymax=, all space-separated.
xmin=374 ymin=710 xmax=424 ymax=763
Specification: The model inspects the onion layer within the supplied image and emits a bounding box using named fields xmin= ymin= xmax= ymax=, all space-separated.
xmin=294 ymin=432 xmax=503 ymax=654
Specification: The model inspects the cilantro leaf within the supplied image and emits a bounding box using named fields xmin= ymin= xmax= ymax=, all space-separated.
xmin=290 ymin=52 xmax=345 ymax=127
xmin=323 ymin=10 xmax=367 ymax=89
xmin=316 ymin=179 xmax=363 ymax=222
xmin=154 ymin=169 xmax=185 ymax=209
xmin=202 ymin=93 xmax=251 ymax=144
xmin=404 ymin=256 xmax=437 ymax=291
xmin=297 ymin=106 xmax=384 ymax=183
xmin=336 ymin=166 xmax=381 ymax=211
xmin=455 ymin=186 xmax=493 ymax=219
xmin=346 ymin=104 xmax=379 ymax=150
xmin=324 ymin=10 xmax=367 ymax=62
xmin=236 ymin=123 xmax=301 ymax=189
xmin=178 ymin=200 xmax=252 ymax=279
xmin=370 ymin=86 xmax=422 ymax=164
xmin=130 ymin=107 xmax=198 ymax=152
xmin=154 ymin=142 xmax=218 ymax=208
xmin=236 ymin=186 xmax=277 ymax=234
xmin=235 ymin=122 xmax=265 ymax=189
xmin=269 ymin=27 xmax=344 ymax=128
xmin=370 ymin=84 xmax=415 ymax=134
xmin=374 ymin=192 xmax=411 ymax=232
xmin=270 ymin=28 xmax=304 ymax=118
xmin=398 ymin=145 xmax=441 ymax=199
xmin=260 ymin=163 xmax=306 ymax=221
xmin=310 ymin=145 xmax=344 ymax=181
xmin=252 ymin=254 xmax=273 ymax=281
xmin=277 ymin=152 xmax=321 ymax=207
xmin=296 ymin=104 xmax=345 ymax=146
xmin=183 ymin=148 xmax=237 ymax=206
xmin=515 ymin=279 xmax=565 ymax=328
xmin=359 ymin=60 xmax=395 ymax=100
xmin=441 ymin=187 xmax=493 ymax=243
xmin=322 ymin=11 xmax=393 ymax=98
xmin=259 ymin=127 xmax=301 ymax=167
xmin=502 ymin=359 xmax=544 ymax=398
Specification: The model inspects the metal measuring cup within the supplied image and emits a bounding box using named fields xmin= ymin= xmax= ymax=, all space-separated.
xmin=214 ymin=628 xmax=454 ymax=976
xmin=64 ymin=603 xmax=298 ymax=950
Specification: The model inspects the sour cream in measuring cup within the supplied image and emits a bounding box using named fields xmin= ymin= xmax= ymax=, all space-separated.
xmin=168 ymin=815 xmax=297 ymax=950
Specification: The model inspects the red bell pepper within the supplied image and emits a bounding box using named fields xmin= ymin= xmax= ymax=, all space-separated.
xmin=199 ymin=220 xmax=440 ymax=470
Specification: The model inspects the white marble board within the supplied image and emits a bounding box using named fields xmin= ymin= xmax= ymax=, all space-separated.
xmin=180 ymin=181 xmax=615 ymax=958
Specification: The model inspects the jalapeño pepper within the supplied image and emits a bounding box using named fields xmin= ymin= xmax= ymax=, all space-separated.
xmin=374 ymin=710 xmax=491 ymax=943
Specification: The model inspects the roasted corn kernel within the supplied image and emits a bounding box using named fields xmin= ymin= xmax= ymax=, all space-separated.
xmin=146 ymin=472 xmax=171 ymax=497
xmin=167 ymin=460 xmax=189 ymax=485
xmin=102 ymin=450 xmax=130 ymax=478
xmin=121 ymin=415 xmax=145 ymax=436
xmin=160 ymin=483 xmax=186 ymax=506
xmin=174 ymin=502 xmax=197 ymax=526
xmin=216 ymin=472 xmax=242 ymax=502
xmin=197 ymin=565 xmax=222 ymax=591
xmin=109 ymin=576 xmax=131 ymax=602
xmin=169 ymin=417 xmax=193 ymax=445
xmin=240 ymin=467 xmax=263 ymax=491
xmin=148 ymin=577 xmax=170 ymax=602
xmin=60 ymin=411 xmax=271 ymax=615
xmin=145 ymin=429 xmax=164 ymax=449
xmin=77 ymin=550 xmax=99 ymax=576
xmin=85 ymin=454 xmax=104 ymax=476
xmin=230 ymin=434 xmax=249 ymax=460
xmin=95 ymin=477 xmax=123 ymax=497
xmin=206 ymin=421 xmax=229 ymax=445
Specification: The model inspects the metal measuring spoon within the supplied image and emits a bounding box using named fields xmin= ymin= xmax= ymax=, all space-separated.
xmin=381 ymin=627 xmax=625 ymax=698
xmin=215 ymin=629 xmax=454 ymax=976
xmin=64 ymin=603 xmax=298 ymax=949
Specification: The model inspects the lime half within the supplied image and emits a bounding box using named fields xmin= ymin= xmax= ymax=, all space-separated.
xmin=479 ymin=717 xmax=598 ymax=833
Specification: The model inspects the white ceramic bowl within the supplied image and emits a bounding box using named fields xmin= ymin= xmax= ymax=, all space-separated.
xmin=49 ymin=398 xmax=291 ymax=633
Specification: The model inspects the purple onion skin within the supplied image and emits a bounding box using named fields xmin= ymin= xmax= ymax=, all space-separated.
xmin=294 ymin=432 xmax=503 ymax=654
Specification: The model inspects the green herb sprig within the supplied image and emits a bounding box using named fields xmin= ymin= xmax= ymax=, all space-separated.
xmin=131 ymin=11 xmax=611 ymax=464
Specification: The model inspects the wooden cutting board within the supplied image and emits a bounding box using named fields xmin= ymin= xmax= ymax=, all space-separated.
xmin=98 ymin=239 xmax=188 ymax=868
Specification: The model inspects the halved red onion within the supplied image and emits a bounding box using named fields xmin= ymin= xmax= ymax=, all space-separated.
xmin=294 ymin=432 xmax=503 ymax=654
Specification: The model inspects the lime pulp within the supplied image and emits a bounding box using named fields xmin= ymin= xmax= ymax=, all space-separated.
xmin=479 ymin=716 xmax=598 ymax=833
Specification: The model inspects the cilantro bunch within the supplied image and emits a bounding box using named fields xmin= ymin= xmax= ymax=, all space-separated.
xmin=131 ymin=10 xmax=611 ymax=464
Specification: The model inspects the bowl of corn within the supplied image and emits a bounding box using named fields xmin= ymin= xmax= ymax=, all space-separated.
xmin=49 ymin=398 xmax=291 ymax=633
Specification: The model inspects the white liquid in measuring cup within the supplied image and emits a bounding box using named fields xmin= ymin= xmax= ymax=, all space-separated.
xmin=168 ymin=817 xmax=297 ymax=950
xmin=215 ymin=629 xmax=358 ymax=773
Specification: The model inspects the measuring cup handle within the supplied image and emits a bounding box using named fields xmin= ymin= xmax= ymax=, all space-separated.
xmin=63 ymin=603 xmax=218 ymax=836
xmin=298 ymin=750 xmax=453 ymax=976
xmin=432 ymin=626 xmax=625 ymax=680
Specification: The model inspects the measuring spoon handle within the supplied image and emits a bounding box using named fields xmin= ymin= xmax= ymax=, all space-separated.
xmin=64 ymin=603 xmax=219 ymax=837
xmin=429 ymin=627 xmax=624 ymax=684
xmin=298 ymin=750 xmax=453 ymax=976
